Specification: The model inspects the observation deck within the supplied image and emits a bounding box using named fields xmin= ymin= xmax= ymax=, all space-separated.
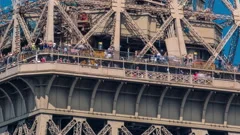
xmin=0 ymin=51 xmax=240 ymax=134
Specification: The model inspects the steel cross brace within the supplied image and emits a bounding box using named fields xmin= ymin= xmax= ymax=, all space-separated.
xmin=204 ymin=24 xmax=238 ymax=69
xmin=161 ymin=126 xmax=172 ymax=135
xmin=141 ymin=125 xmax=156 ymax=135
xmin=120 ymin=126 xmax=133 ymax=135
xmin=31 ymin=1 xmax=48 ymax=43
xmin=0 ymin=19 xmax=13 ymax=49
xmin=122 ymin=10 xmax=160 ymax=55
xmin=181 ymin=17 xmax=227 ymax=68
xmin=16 ymin=13 xmax=33 ymax=45
xmin=138 ymin=16 xmax=174 ymax=57
xmin=48 ymin=119 xmax=78 ymax=135
xmin=54 ymin=0 xmax=94 ymax=52
xmin=222 ymin=0 xmax=235 ymax=12
xmin=74 ymin=9 xmax=115 ymax=48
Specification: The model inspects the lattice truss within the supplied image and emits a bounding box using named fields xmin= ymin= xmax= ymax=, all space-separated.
xmin=0 ymin=0 xmax=239 ymax=69
xmin=10 ymin=118 xmax=173 ymax=135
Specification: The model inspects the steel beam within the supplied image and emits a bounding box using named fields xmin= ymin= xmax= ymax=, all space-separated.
xmin=135 ymin=84 xmax=147 ymax=116
xmin=45 ymin=75 xmax=56 ymax=108
xmin=157 ymin=87 xmax=169 ymax=119
xmin=0 ymin=88 xmax=15 ymax=118
xmin=224 ymin=93 xmax=235 ymax=125
xmin=112 ymin=82 xmax=124 ymax=114
xmin=18 ymin=77 xmax=39 ymax=109
xmin=8 ymin=82 xmax=27 ymax=114
xmin=202 ymin=91 xmax=213 ymax=123
xmin=180 ymin=89 xmax=191 ymax=121
xmin=90 ymin=80 xmax=101 ymax=113
xmin=67 ymin=77 xmax=79 ymax=110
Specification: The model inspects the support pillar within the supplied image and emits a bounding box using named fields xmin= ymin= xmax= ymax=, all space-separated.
xmin=45 ymin=0 xmax=54 ymax=43
xmin=191 ymin=129 xmax=208 ymax=135
xmin=170 ymin=0 xmax=187 ymax=57
xmin=112 ymin=0 xmax=125 ymax=58
xmin=35 ymin=114 xmax=52 ymax=135
xmin=108 ymin=120 xmax=124 ymax=135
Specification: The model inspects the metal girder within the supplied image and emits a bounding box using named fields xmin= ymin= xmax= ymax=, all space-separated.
xmin=222 ymin=0 xmax=235 ymax=12
xmin=224 ymin=93 xmax=235 ymax=125
xmin=67 ymin=77 xmax=79 ymax=110
xmin=228 ymin=28 xmax=239 ymax=63
xmin=141 ymin=125 xmax=156 ymax=135
xmin=16 ymin=13 xmax=33 ymax=45
xmin=202 ymin=91 xmax=213 ymax=123
xmin=0 ymin=19 xmax=13 ymax=49
xmin=75 ymin=9 xmax=115 ymax=48
xmin=181 ymin=17 xmax=227 ymax=68
xmin=45 ymin=75 xmax=56 ymax=108
xmin=82 ymin=121 xmax=96 ymax=135
xmin=31 ymin=1 xmax=48 ymax=42
xmin=122 ymin=10 xmax=160 ymax=55
xmin=8 ymin=82 xmax=27 ymax=114
xmin=183 ymin=10 xmax=233 ymax=20
xmin=135 ymin=84 xmax=147 ymax=116
xmin=110 ymin=14 xmax=117 ymax=46
xmin=125 ymin=4 xmax=170 ymax=14
xmin=204 ymin=24 xmax=238 ymax=69
xmin=120 ymin=126 xmax=133 ymax=135
xmin=54 ymin=0 xmax=94 ymax=52
xmin=20 ymin=0 xmax=48 ymax=13
xmin=0 ymin=88 xmax=15 ymax=118
xmin=22 ymin=120 xmax=38 ymax=135
xmin=179 ymin=0 xmax=190 ymax=9
xmin=61 ymin=0 xmax=111 ymax=9
xmin=18 ymin=77 xmax=39 ymax=109
xmin=97 ymin=124 xmax=111 ymax=135
xmin=138 ymin=16 xmax=174 ymax=56
xmin=47 ymin=119 xmax=60 ymax=135
xmin=180 ymin=89 xmax=191 ymax=121
xmin=90 ymin=80 xmax=101 ymax=112
xmin=113 ymin=82 xmax=124 ymax=114
xmin=161 ymin=126 xmax=172 ymax=135
xmin=157 ymin=87 xmax=169 ymax=119
xmin=73 ymin=121 xmax=82 ymax=135
xmin=142 ymin=0 xmax=166 ymax=6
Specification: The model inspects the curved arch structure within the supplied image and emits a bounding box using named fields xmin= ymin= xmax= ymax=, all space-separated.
xmin=8 ymin=82 xmax=27 ymax=113
xmin=112 ymin=82 xmax=124 ymax=114
xmin=180 ymin=89 xmax=191 ymax=121
xmin=67 ymin=77 xmax=79 ymax=110
xmin=157 ymin=87 xmax=169 ymax=119
xmin=18 ymin=77 xmax=39 ymax=109
xmin=224 ymin=93 xmax=235 ymax=125
xmin=90 ymin=80 xmax=101 ymax=112
xmin=45 ymin=75 xmax=56 ymax=108
xmin=202 ymin=91 xmax=213 ymax=123
xmin=0 ymin=88 xmax=15 ymax=118
xmin=135 ymin=84 xmax=147 ymax=116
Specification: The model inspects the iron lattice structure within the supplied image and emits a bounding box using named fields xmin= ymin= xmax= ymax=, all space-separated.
xmin=0 ymin=0 xmax=239 ymax=68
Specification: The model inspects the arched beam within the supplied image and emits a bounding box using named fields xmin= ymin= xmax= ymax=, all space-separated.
xmin=157 ymin=86 xmax=169 ymax=119
xmin=112 ymin=82 xmax=124 ymax=114
xmin=0 ymin=106 xmax=4 ymax=122
xmin=67 ymin=77 xmax=79 ymax=110
xmin=45 ymin=75 xmax=56 ymax=108
xmin=224 ymin=93 xmax=235 ymax=126
xmin=8 ymin=82 xmax=27 ymax=113
xmin=202 ymin=91 xmax=213 ymax=123
xmin=135 ymin=84 xmax=147 ymax=116
xmin=180 ymin=89 xmax=191 ymax=121
xmin=0 ymin=88 xmax=15 ymax=117
xmin=18 ymin=77 xmax=39 ymax=109
xmin=90 ymin=80 xmax=101 ymax=112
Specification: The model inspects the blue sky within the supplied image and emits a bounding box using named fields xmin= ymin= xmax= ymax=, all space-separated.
xmin=0 ymin=0 xmax=239 ymax=64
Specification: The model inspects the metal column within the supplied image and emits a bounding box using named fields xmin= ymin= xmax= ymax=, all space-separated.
xmin=45 ymin=0 xmax=54 ymax=43
xmin=108 ymin=120 xmax=124 ymax=135
xmin=35 ymin=114 xmax=52 ymax=135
